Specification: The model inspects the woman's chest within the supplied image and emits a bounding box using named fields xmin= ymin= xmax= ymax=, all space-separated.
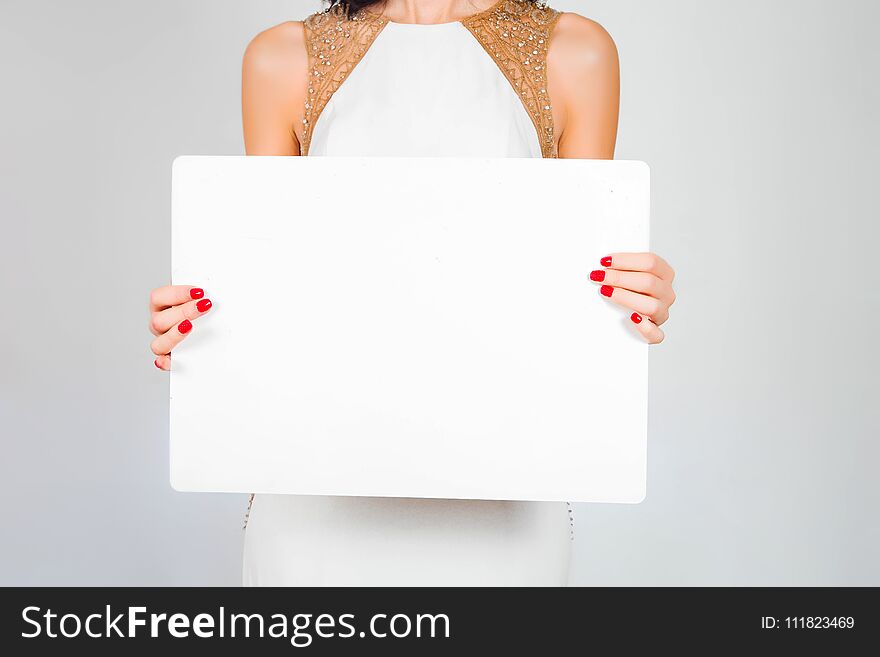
xmin=307 ymin=24 xmax=543 ymax=158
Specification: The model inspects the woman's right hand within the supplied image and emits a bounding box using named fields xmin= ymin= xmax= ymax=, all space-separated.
xmin=149 ymin=285 xmax=213 ymax=371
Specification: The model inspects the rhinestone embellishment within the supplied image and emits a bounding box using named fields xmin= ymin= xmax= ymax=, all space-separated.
xmin=297 ymin=1 xmax=562 ymax=158
xmin=462 ymin=0 xmax=562 ymax=158
xmin=299 ymin=5 xmax=389 ymax=156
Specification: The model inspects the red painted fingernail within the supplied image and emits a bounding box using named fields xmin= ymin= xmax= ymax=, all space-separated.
xmin=600 ymin=285 xmax=614 ymax=297
xmin=178 ymin=319 xmax=193 ymax=334
xmin=589 ymin=270 xmax=606 ymax=282
xmin=154 ymin=358 xmax=163 ymax=369
xmin=631 ymin=312 xmax=643 ymax=324
xmin=600 ymin=256 xmax=612 ymax=267
xmin=189 ymin=287 xmax=204 ymax=299
xmin=196 ymin=298 xmax=212 ymax=312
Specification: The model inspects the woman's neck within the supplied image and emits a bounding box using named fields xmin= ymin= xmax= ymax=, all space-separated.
xmin=370 ymin=0 xmax=500 ymax=25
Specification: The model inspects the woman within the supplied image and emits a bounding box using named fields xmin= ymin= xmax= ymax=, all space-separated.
xmin=148 ymin=0 xmax=676 ymax=586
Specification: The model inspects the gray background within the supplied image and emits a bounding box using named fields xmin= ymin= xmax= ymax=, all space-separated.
xmin=1 ymin=0 xmax=877 ymax=585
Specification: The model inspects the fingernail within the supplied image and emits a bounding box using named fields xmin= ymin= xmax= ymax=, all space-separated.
xmin=189 ymin=287 xmax=204 ymax=299
xmin=196 ymin=298 xmax=212 ymax=312
xmin=154 ymin=358 xmax=163 ymax=369
xmin=600 ymin=256 xmax=612 ymax=267
xmin=178 ymin=319 xmax=193 ymax=334
xmin=589 ymin=270 xmax=606 ymax=282
xmin=631 ymin=312 xmax=643 ymax=324
xmin=600 ymin=285 xmax=614 ymax=297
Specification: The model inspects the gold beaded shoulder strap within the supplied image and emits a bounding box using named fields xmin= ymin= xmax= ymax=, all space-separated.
xmin=462 ymin=0 xmax=563 ymax=158
xmin=299 ymin=4 xmax=389 ymax=156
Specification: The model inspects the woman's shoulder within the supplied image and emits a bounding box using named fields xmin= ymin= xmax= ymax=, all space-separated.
xmin=242 ymin=21 xmax=309 ymax=134
xmin=550 ymin=11 xmax=618 ymax=70
xmin=545 ymin=10 xmax=619 ymax=147
xmin=463 ymin=2 xmax=614 ymax=65
xmin=243 ymin=21 xmax=307 ymax=77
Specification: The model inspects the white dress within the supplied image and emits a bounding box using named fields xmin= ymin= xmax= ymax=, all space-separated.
xmin=242 ymin=0 xmax=573 ymax=586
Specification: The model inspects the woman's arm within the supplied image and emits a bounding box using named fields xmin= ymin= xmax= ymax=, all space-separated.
xmin=550 ymin=14 xmax=675 ymax=344
xmin=149 ymin=23 xmax=310 ymax=371
xmin=242 ymin=21 xmax=309 ymax=156
xmin=550 ymin=13 xmax=620 ymax=160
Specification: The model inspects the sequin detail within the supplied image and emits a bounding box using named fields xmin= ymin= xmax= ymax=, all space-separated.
xmin=298 ymin=1 xmax=562 ymax=158
xmin=462 ymin=1 xmax=562 ymax=158
xmin=243 ymin=493 xmax=255 ymax=530
xmin=566 ymin=501 xmax=574 ymax=540
xmin=299 ymin=4 xmax=389 ymax=156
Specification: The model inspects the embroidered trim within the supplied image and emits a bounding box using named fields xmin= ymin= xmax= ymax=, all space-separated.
xmin=243 ymin=493 xmax=255 ymax=530
xmin=299 ymin=4 xmax=389 ymax=156
xmin=462 ymin=0 xmax=562 ymax=158
xmin=298 ymin=1 xmax=562 ymax=158
xmin=566 ymin=501 xmax=574 ymax=541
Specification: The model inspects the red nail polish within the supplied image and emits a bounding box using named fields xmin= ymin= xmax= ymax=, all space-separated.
xmin=178 ymin=319 xmax=193 ymax=334
xmin=600 ymin=256 xmax=612 ymax=267
xmin=589 ymin=270 xmax=606 ymax=282
xmin=196 ymin=298 xmax=212 ymax=312
xmin=154 ymin=358 xmax=163 ymax=369
xmin=631 ymin=312 xmax=643 ymax=324
xmin=600 ymin=285 xmax=614 ymax=297
xmin=189 ymin=287 xmax=204 ymax=300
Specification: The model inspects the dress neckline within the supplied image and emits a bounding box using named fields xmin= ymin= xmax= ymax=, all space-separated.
xmin=363 ymin=0 xmax=505 ymax=26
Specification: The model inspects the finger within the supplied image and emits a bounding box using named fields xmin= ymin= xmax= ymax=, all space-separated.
xmin=589 ymin=268 xmax=673 ymax=303
xmin=150 ymin=318 xmax=194 ymax=357
xmin=598 ymin=284 xmax=670 ymax=324
xmin=154 ymin=354 xmax=171 ymax=371
xmin=630 ymin=312 xmax=665 ymax=344
xmin=651 ymin=307 xmax=670 ymax=326
xmin=149 ymin=285 xmax=205 ymax=312
xmin=149 ymin=297 xmax=213 ymax=336
xmin=600 ymin=253 xmax=674 ymax=282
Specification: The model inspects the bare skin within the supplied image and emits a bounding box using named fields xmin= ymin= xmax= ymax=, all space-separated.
xmin=150 ymin=0 xmax=676 ymax=369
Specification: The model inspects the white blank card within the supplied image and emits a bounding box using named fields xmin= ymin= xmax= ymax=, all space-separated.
xmin=170 ymin=156 xmax=650 ymax=503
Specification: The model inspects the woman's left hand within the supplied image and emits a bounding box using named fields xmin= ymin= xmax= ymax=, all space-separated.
xmin=589 ymin=252 xmax=676 ymax=344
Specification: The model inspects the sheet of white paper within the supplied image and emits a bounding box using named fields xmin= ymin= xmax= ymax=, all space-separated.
xmin=170 ymin=156 xmax=650 ymax=503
